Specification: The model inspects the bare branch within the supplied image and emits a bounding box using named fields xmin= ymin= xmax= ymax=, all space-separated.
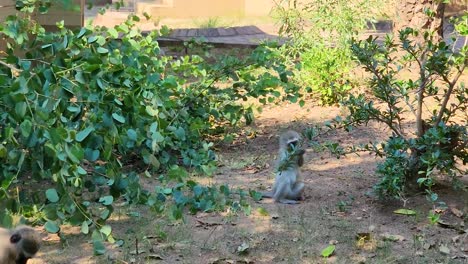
xmin=0 ymin=60 xmax=22 ymax=74
xmin=435 ymin=62 xmax=466 ymax=126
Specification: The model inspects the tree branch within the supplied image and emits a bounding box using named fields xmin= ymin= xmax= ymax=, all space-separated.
xmin=0 ymin=60 xmax=22 ymax=74
xmin=435 ymin=62 xmax=466 ymax=126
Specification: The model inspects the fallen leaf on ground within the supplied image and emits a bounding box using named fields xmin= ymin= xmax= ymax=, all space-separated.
xmin=321 ymin=244 xmax=336 ymax=258
xmin=130 ymin=249 xmax=146 ymax=255
xmin=356 ymin=233 xmax=371 ymax=241
xmin=439 ymin=245 xmax=451 ymax=255
xmin=237 ymin=258 xmax=255 ymax=263
xmin=237 ymin=242 xmax=250 ymax=255
xmin=256 ymin=207 xmax=269 ymax=216
xmin=393 ymin=209 xmax=416 ymax=215
xmin=381 ymin=233 xmax=405 ymax=242
xmin=148 ymin=254 xmax=163 ymax=260
xmin=450 ymin=207 xmax=464 ymax=218
xmin=244 ymin=166 xmax=260 ymax=174
xmin=195 ymin=219 xmax=222 ymax=227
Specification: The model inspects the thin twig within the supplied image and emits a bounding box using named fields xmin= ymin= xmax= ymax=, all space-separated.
xmin=0 ymin=60 xmax=22 ymax=73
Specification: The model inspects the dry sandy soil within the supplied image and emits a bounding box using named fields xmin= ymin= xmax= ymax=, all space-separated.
xmin=29 ymin=96 xmax=467 ymax=264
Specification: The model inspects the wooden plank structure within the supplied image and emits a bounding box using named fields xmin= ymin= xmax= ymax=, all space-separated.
xmin=0 ymin=0 xmax=84 ymax=29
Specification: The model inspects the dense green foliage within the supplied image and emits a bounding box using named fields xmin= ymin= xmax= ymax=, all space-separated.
xmin=314 ymin=13 xmax=467 ymax=200
xmin=350 ymin=22 xmax=467 ymax=198
xmin=0 ymin=3 xmax=297 ymax=252
xmin=273 ymin=0 xmax=383 ymax=104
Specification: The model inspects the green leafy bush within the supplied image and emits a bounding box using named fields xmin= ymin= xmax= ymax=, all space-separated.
xmin=0 ymin=2 xmax=298 ymax=250
xmin=272 ymin=0 xmax=384 ymax=104
xmin=316 ymin=13 xmax=468 ymax=199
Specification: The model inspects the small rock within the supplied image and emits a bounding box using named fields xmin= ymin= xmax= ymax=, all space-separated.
xmin=439 ymin=245 xmax=451 ymax=255
xmin=381 ymin=233 xmax=405 ymax=242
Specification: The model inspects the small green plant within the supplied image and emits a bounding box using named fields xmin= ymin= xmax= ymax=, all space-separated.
xmin=336 ymin=192 xmax=355 ymax=212
xmin=195 ymin=17 xmax=224 ymax=28
xmin=427 ymin=210 xmax=441 ymax=225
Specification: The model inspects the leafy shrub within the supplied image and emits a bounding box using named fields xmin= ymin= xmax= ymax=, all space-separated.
xmin=299 ymin=44 xmax=353 ymax=104
xmin=272 ymin=0 xmax=385 ymax=104
xmin=0 ymin=2 xmax=298 ymax=250
xmin=327 ymin=13 xmax=468 ymax=199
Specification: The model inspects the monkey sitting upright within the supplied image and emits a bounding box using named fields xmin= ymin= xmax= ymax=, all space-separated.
xmin=0 ymin=225 xmax=41 ymax=264
xmin=262 ymin=130 xmax=306 ymax=204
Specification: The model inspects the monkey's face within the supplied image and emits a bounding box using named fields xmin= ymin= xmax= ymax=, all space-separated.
xmin=10 ymin=227 xmax=40 ymax=264
xmin=287 ymin=140 xmax=298 ymax=152
xmin=287 ymin=140 xmax=305 ymax=155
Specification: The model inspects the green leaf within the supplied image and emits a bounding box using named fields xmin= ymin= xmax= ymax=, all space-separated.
xmin=93 ymin=240 xmax=106 ymax=255
xmin=75 ymin=71 xmax=86 ymax=84
xmin=77 ymin=166 xmax=87 ymax=175
xmin=162 ymin=188 xmax=172 ymax=195
xmin=45 ymin=221 xmax=60 ymax=233
xmin=97 ymin=47 xmax=109 ymax=54
xmin=15 ymin=102 xmax=27 ymax=117
xmin=112 ymin=113 xmax=125 ymax=123
xmin=321 ymin=244 xmax=335 ymax=258
xmin=99 ymin=196 xmax=113 ymax=206
xmin=77 ymin=28 xmax=87 ymax=38
xmin=46 ymin=189 xmax=60 ymax=203
xmin=65 ymin=144 xmax=81 ymax=164
xmin=256 ymin=207 xmax=269 ymax=216
xmin=127 ymin=129 xmax=137 ymax=141
xmin=393 ymin=209 xmax=416 ymax=215
xmin=108 ymin=28 xmax=118 ymax=38
xmin=99 ymin=225 xmax=112 ymax=237
xmin=87 ymin=35 xmax=98 ymax=44
xmin=85 ymin=148 xmax=100 ymax=161
xmin=19 ymin=120 xmax=33 ymax=138
xmin=0 ymin=145 xmax=7 ymax=158
xmin=148 ymin=154 xmax=160 ymax=169
xmin=299 ymin=100 xmax=305 ymax=107
xmin=81 ymin=221 xmax=89 ymax=234
xmin=100 ymin=209 xmax=111 ymax=220
xmin=76 ymin=127 xmax=94 ymax=142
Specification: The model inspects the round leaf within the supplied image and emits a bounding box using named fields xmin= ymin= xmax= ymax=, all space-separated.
xmin=46 ymin=189 xmax=60 ymax=203
xmin=45 ymin=221 xmax=60 ymax=233
xmin=99 ymin=196 xmax=113 ymax=206
xmin=112 ymin=113 xmax=125 ymax=123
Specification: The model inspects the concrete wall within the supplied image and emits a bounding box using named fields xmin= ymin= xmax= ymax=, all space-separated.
xmin=142 ymin=0 xmax=245 ymax=18
xmin=139 ymin=0 xmax=317 ymax=19
xmin=138 ymin=0 xmax=466 ymax=20
xmin=244 ymin=0 xmax=275 ymax=16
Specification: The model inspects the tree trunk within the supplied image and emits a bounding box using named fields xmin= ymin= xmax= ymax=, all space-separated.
xmin=393 ymin=0 xmax=446 ymax=42
xmin=406 ymin=149 xmax=426 ymax=192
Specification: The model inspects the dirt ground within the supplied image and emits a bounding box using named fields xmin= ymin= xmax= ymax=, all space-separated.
xmin=28 ymin=96 xmax=468 ymax=264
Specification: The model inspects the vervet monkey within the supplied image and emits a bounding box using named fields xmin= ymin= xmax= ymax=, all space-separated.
xmin=0 ymin=225 xmax=41 ymax=264
xmin=262 ymin=130 xmax=305 ymax=204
